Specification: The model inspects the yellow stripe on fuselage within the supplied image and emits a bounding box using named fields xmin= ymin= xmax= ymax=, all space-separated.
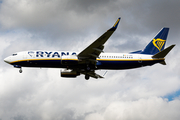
xmin=97 ymin=58 xmax=164 ymax=61
xmin=10 ymin=58 xmax=61 ymax=64
xmin=61 ymin=59 xmax=78 ymax=61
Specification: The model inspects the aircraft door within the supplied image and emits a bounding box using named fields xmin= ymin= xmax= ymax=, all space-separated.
xmin=23 ymin=53 xmax=27 ymax=59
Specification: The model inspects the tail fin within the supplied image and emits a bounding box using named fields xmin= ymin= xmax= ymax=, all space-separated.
xmin=141 ymin=28 xmax=169 ymax=55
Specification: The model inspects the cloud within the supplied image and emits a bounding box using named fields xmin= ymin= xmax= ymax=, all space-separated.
xmin=102 ymin=97 xmax=180 ymax=120
xmin=0 ymin=0 xmax=180 ymax=119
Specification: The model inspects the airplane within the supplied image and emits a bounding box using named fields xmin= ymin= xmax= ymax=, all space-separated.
xmin=4 ymin=18 xmax=175 ymax=80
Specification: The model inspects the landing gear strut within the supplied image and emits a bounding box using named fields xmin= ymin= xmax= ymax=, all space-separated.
xmin=85 ymin=74 xmax=89 ymax=80
xmin=86 ymin=66 xmax=91 ymax=71
xmin=86 ymin=65 xmax=91 ymax=72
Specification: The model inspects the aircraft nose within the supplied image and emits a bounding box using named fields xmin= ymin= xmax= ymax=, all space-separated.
xmin=4 ymin=57 xmax=11 ymax=64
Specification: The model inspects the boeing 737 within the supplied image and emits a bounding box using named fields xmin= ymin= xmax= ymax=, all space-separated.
xmin=4 ymin=18 xmax=175 ymax=80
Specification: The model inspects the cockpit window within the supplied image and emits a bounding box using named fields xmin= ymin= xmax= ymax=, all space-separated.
xmin=12 ymin=53 xmax=17 ymax=56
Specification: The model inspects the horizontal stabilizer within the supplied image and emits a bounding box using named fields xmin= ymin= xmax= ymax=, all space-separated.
xmin=152 ymin=44 xmax=175 ymax=58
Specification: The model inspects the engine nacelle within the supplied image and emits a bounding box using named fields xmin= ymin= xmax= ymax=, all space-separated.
xmin=61 ymin=70 xmax=80 ymax=78
xmin=61 ymin=55 xmax=78 ymax=65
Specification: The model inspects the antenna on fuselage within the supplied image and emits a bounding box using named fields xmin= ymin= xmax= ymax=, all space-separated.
xmin=103 ymin=71 xmax=108 ymax=77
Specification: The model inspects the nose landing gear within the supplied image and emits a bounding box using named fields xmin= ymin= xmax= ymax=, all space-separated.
xmin=19 ymin=68 xmax=22 ymax=73
xmin=13 ymin=65 xmax=22 ymax=73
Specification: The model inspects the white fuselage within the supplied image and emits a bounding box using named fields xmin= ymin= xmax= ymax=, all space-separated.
xmin=4 ymin=50 xmax=163 ymax=70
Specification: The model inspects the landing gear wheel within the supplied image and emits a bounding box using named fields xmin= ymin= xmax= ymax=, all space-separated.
xmin=19 ymin=68 xmax=22 ymax=73
xmin=85 ymin=74 xmax=90 ymax=80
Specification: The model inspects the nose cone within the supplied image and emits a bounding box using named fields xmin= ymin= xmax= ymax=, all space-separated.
xmin=4 ymin=57 xmax=11 ymax=64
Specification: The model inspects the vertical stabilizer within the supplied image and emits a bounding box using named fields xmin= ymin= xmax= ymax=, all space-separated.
xmin=141 ymin=28 xmax=169 ymax=55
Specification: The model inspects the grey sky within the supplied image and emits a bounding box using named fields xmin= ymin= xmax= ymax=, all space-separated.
xmin=0 ymin=0 xmax=180 ymax=119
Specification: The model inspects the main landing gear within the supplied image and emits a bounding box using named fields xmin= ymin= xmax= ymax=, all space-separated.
xmin=85 ymin=74 xmax=90 ymax=80
xmin=84 ymin=65 xmax=91 ymax=80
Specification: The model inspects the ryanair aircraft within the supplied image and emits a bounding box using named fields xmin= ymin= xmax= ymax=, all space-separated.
xmin=4 ymin=18 xmax=175 ymax=80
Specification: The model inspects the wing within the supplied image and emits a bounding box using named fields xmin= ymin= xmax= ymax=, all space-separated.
xmin=78 ymin=18 xmax=121 ymax=65
xmin=81 ymin=71 xmax=104 ymax=79
xmin=76 ymin=18 xmax=120 ymax=79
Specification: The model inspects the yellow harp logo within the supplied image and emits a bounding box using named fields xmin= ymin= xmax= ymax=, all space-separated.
xmin=152 ymin=38 xmax=166 ymax=51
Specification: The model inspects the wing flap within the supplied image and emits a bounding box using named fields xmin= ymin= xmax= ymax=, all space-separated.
xmin=87 ymin=72 xmax=104 ymax=79
xmin=81 ymin=71 xmax=104 ymax=79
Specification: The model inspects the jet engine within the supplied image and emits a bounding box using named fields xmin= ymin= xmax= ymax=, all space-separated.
xmin=61 ymin=70 xmax=80 ymax=78
xmin=61 ymin=55 xmax=78 ymax=65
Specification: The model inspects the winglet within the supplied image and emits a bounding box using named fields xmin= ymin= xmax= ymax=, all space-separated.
xmin=109 ymin=17 xmax=121 ymax=31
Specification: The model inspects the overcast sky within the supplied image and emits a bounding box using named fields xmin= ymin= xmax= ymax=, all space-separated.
xmin=0 ymin=0 xmax=180 ymax=119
